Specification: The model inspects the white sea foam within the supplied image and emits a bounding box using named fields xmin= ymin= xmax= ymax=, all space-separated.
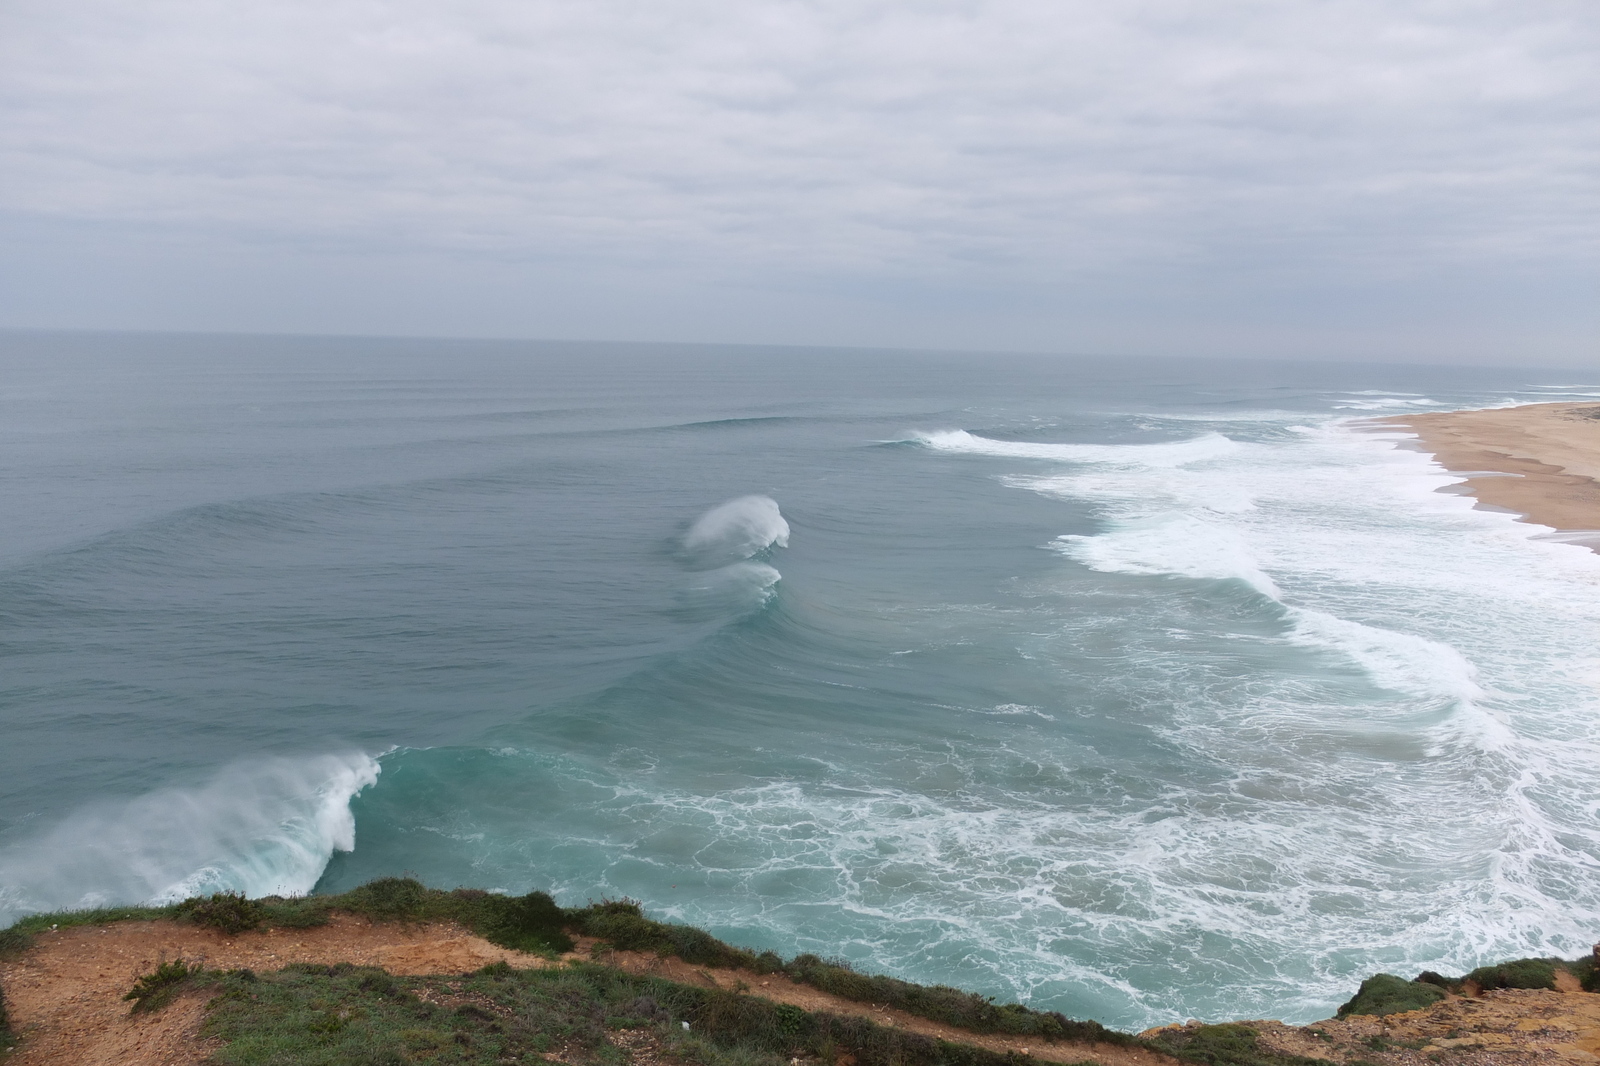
xmin=1056 ymin=513 xmax=1281 ymax=597
xmin=900 ymin=415 xmax=1600 ymax=1021
xmin=677 ymin=496 xmax=787 ymax=610
xmin=1285 ymin=609 xmax=1483 ymax=707
xmin=682 ymin=495 xmax=790 ymax=569
xmin=918 ymin=429 xmax=1240 ymax=467
xmin=681 ymin=561 xmax=783 ymax=609
xmin=1331 ymin=394 xmax=1444 ymax=410
xmin=0 ymin=752 xmax=378 ymax=924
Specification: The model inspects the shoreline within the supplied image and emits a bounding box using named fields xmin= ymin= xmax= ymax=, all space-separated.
xmin=1376 ymin=401 xmax=1600 ymax=540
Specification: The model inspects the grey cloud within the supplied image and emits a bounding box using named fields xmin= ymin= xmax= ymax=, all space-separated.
xmin=0 ymin=0 xmax=1595 ymax=356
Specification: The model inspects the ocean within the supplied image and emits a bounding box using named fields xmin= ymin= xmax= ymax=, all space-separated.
xmin=2 ymin=331 xmax=1598 ymax=1030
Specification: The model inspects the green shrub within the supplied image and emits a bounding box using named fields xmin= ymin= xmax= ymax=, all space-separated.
xmin=176 ymin=892 xmax=266 ymax=936
xmin=564 ymin=904 xmax=1121 ymax=1044
xmin=196 ymin=959 xmax=1077 ymax=1066
xmin=1464 ymin=958 xmax=1561 ymax=991
xmin=1148 ymin=1023 xmax=1329 ymax=1066
xmin=1413 ymin=970 xmax=1454 ymax=990
xmin=1336 ymin=974 xmax=1447 ymax=1019
xmin=337 ymin=877 xmax=432 ymax=921
xmin=0 ymin=927 xmax=31 ymax=960
xmin=254 ymin=896 xmax=332 ymax=929
xmin=569 ymin=900 xmax=750 ymax=968
xmin=319 ymin=879 xmax=573 ymax=954
xmin=780 ymin=953 xmax=1119 ymax=1043
xmin=452 ymin=889 xmax=574 ymax=954
xmin=124 ymin=959 xmax=199 ymax=1014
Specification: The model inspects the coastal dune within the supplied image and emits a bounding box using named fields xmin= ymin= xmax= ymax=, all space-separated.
xmin=1380 ymin=402 xmax=1600 ymax=538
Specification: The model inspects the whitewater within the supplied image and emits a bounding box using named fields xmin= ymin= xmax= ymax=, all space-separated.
xmin=1 ymin=333 xmax=1598 ymax=1031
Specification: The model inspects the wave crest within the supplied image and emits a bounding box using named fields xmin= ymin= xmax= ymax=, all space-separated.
xmin=682 ymin=495 xmax=789 ymax=569
xmin=918 ymin=429 xmax=1240 ymax=467
xmin=0 ymin=752 xmax=379 ymax=924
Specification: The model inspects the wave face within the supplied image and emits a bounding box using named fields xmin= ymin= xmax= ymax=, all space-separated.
xmin=0 ymin=754 xmax=378 ymax=924
xmin=4 ymin=336 xmax=1600 ymax=1031
xmin=675 ymin=495 xmax=789 ymax=612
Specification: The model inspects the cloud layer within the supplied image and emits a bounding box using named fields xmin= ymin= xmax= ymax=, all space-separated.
xmin=1 ymin=0 xmax=1595 ymax=357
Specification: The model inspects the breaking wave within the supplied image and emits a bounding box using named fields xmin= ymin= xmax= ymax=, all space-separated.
xmin=682 ymin=495 xmax=790 ymax=570
xmin=0 ymin=753 xmax=379 ymax=925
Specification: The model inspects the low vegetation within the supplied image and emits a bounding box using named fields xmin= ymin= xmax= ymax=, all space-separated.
xmin=124 ymin=958 xmax=200 ymax=1014
xmin=0 ymin=878 xmax=574 ymax=961
xmin=5 ymin=877 xmax=1599 ymax=1066
xmin=1144 ymin=1023 xmax=1330 ymax=1066
xmin=1463 ymin=956 xmax=1596 ymax=992
xmin=124 ymin=957 xmax=1097 ymax=1066
xmin=1 ymin=982 xmax=13 ymax=1055
xmin=573 ymin=898 xmax=1129 ymax=1045
xmin=1334 ymin=975 xmax=1446 ymax=1020
xmin=0 ymin=903 xmax=176 ymax=957
xmin=1337 ymin=953 xmax=1600 ymax=1018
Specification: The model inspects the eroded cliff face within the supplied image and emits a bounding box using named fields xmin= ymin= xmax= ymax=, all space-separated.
xmin=1145 ymin=983 xmax=1600 ymax=1066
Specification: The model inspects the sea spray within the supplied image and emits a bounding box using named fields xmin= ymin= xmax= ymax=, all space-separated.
xmin=682 ymin=495 xmax=790 ymax=568
xmin=0 ymin=753 xmax=378 ymax=924
xmin=673 ymin=496 xmax=789 ymax=613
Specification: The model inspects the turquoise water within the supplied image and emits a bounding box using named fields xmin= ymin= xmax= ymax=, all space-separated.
xmin=3 ymin=331 xmax=1600 ymax=1029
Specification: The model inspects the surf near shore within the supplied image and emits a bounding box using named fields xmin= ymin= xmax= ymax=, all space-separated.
xmin=1379 ymin=401 xmax=1600 ymax=544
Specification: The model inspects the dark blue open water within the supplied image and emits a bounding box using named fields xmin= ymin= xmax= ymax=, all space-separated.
xmin=3 ymin=331 xmax=1598 ymax=1028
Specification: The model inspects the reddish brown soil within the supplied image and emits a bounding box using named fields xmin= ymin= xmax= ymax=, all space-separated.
xmin=0 ymin=914 xmax=553 ymax=1066
xmin=0 ymin=920 xmax=1171 ymax=1066
xmin=10 ymin=918 xmax=1595 ymax=1066
xmin=586 ymin=942 xmax=1174 ymax=1066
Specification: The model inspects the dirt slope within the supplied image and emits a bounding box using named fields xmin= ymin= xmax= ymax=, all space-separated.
xmin=0 ymin=918 xmax=1169 ymax=1066
xmin=1144 ymin=981 xmax=1600 ymax=1065
xmin=12 ymin=917 xmax=1596 ymax=1066
xmin=0 ymin=914 xmax=553 ymax=1066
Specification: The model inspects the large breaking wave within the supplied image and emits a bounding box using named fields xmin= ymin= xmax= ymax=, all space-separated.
xmin=0 ymin=752 xmax=379 ymax=925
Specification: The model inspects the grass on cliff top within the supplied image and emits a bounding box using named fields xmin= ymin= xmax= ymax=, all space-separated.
xmin=0 ymin=879 xmax=573 ymax=962
xmin=0 ymin=880 xmax=1127 ymax=1047
xmin=569 ymin=898 xmax=1126 ymax=1045
xmin=0 ymin=981 xmax=13 ymax=1058
xmin=1143 ymin=1024 xmax=1333 ymax=1066
xmin=131 ymin=958 xmax=1100 ymax=1066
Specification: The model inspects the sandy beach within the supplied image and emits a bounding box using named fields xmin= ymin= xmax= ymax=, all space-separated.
xmin=1380 ymin=402 xmax=1600 ymax=536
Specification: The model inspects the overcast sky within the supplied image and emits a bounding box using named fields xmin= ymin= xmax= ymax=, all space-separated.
xmin=1 ymin=0 xmax=1595 ymax=362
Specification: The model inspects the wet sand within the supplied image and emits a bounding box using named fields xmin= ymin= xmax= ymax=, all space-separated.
xmin=1380 ymin=402 xmax=1600 ymax=537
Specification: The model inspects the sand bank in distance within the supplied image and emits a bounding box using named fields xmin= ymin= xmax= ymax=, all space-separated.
xmin=1380 ymin=402 xmax=1600 ymax=538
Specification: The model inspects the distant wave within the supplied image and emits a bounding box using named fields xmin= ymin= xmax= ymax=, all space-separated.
xmin=915 ymin=429 xmax=1240 ymax=467
xmin=666 ymin=416 xmax=804 ymax=431
xmin=0 ymin=752 xmax=379 ymax=925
